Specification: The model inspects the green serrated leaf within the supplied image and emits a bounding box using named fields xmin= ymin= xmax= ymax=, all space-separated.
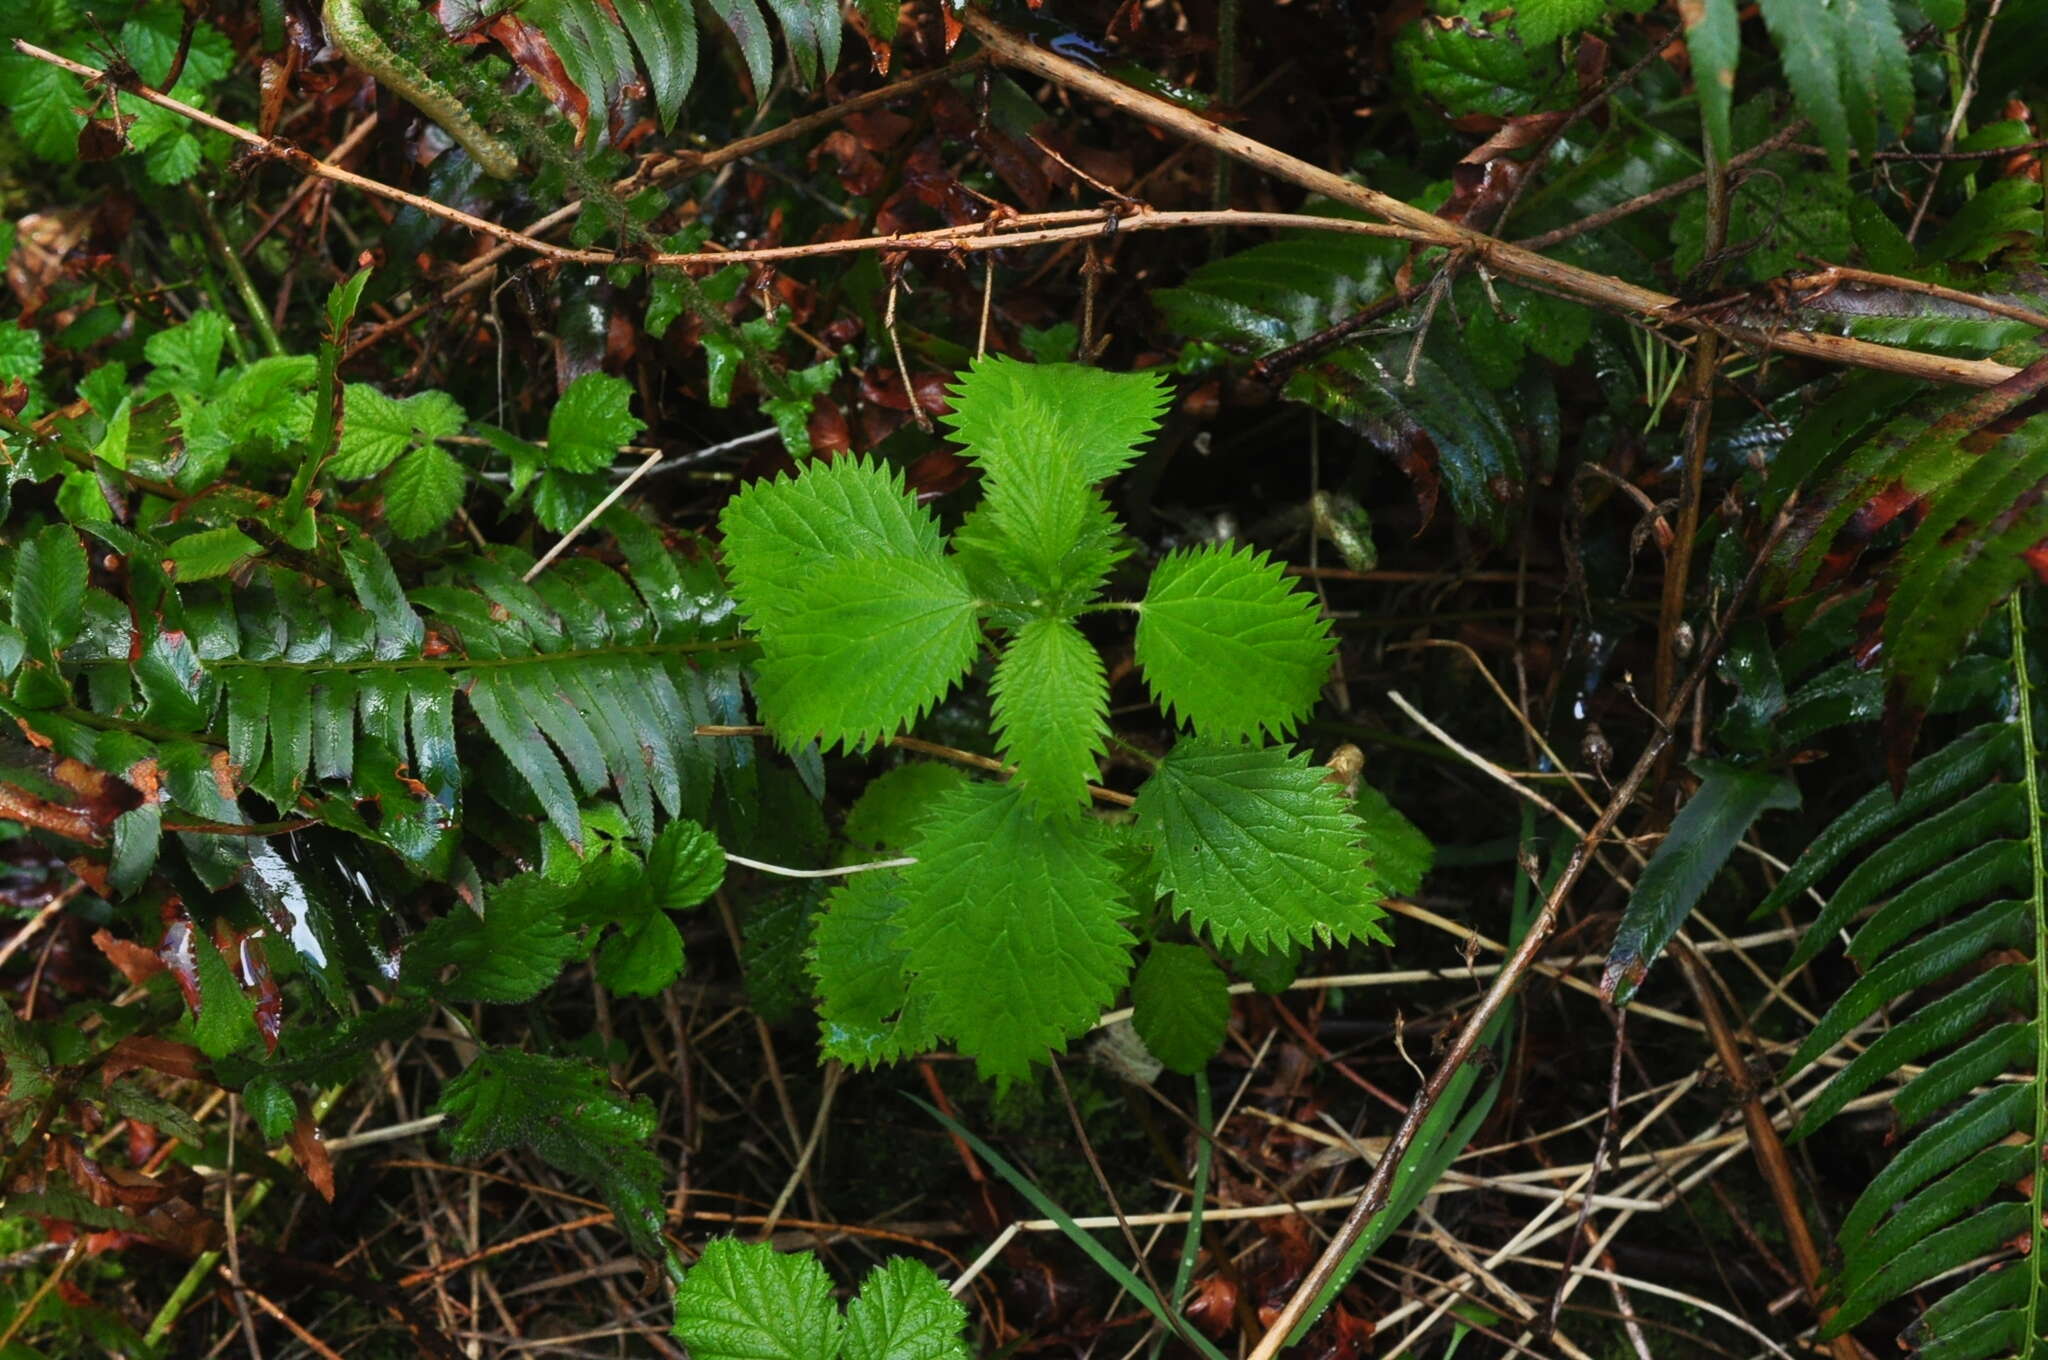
xmin=547 ymin=372 xmax=644 ymax=473
xmin=402 ymin=873 xmax=579 ymax=1003
xmin=942 ymin=356 xmax=1170 ymax=484
xmin=384 ymin=443 xmax=465 ymax=539
xmin=0 ymin=50 xmax=88 ymax=161
xmin=242 ymin=1073 xmax=297 ymax=1142
xmin=1758 ymin=0 xmax=1851 ymax=171
xmin=467 ymin=668 xmax=582 ymax=844
xmin=645 ymin=818 xmax=726 ymax=911
xmin=842 ymin=763 xmax=969 ymax=853
xmin=673 ymin=1237 xmax=840 ymax=1358
xmin=991 ymin=616 xmax=1108 ymax=816
xmin=615 ymin=0 xmax=699 ymax=129
xmin=719 ymin=455 xmax=947 ymax=633
xmin=162 ymin=526 xmax=262 ymax=582
xmin=1134 ymin=739 xmax=1400 ymax=952
xmin=327 ymin=269 xmax=372 ymax=334
xmin=523 ymin=0 xmax=636 ymax=131
xmin=1130 ymin=942 xmax=1230 ymax=1075
xmin=0 ymin=320 xmax=43 ymax=382
xmin=13 ymin=523 xmax=87 ymax=660
xmin=438 ymin=1048 xmax=671 ymax=1262
xmin=143 ymin=311 xmax=228 ymax=396
xmin=897 ymin=781 xmax=1132 ymax=1079
xmin=751 ymin=556 xmax=980 ymax=754
xmin=809 ymin=870 xmax=938 ymax=1067
xmin=100 ymin=1077 xmax=208 ymax=1147
xmin=190 ymin=928 xmax=259 ymax=1059
xmin=596 ymin=908 xmax=685 ymax=996
xmin=741 ymin=885 xmax=820 ymax=1022
xmin=843 ymin=1257 xmax=971 ymax=1360
xmin=1512 ymin=0 xmax=1611 ymax=44
xmin=1137 ymin=543 xmax=1334 ymax=740
xmin=702 ymin=0 xmax=775 ymax=99
xmin=332 ymin=385 xmax=465 ymax=479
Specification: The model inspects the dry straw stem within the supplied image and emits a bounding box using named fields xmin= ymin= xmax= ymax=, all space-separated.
xmin=957 ymin=9 xmax=2019 ymax=389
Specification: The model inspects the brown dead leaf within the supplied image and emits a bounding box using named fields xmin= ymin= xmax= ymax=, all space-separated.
xmin=102 ymin=1034 xmax=203 ymax=1083
xmin=6 ymin=209 xmax=94 ymax=316
xmin=290 ymin=1115 xmax=336 ymax=1202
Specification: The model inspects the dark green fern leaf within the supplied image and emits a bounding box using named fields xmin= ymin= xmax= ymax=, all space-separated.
xmin=1779 ymin=600 xmax=2045 ymax=1355
xmin=1772 ymin=354 xmax=2048 ymax=772
xmin=530 ymin=0 xmax=874 ymax=128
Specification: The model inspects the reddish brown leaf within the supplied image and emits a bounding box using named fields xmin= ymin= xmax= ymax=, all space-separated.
xmin=813 ymin=130 xmax=889 ymax=196
xmin=0 ymin=781 xmax=105 ymax=845
xmin=157 ymin=910 xmax=203 ymax=1015
xmin=806 ymin=399 xmax=853 ymax=456
xmin=290 ymin=1115 xmax=336 ymax=1202
xmin=76 ymin=115 xmax=136 ymax=163
xmin=904 ymin=448 xmax=970 ymax=498
xmin=258 ymin=51 xmax=296 ymax=139
xmin=67 ymin=857 xmax=110 ymax=898
xmin=1458 ymin=111 xmax=1566 ymax=166
xmin=1183 ymin=1273 xmax=1240 ymax=1338
xmin=92 ymin=929 xmax=165 ymax=987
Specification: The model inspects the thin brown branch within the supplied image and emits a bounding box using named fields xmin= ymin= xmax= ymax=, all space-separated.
xmin=1676 ymin=947 xmax=1867 ymax=1360
xmin=687 ymin=207 xmax=1421 ymax=264
xmin=0 ymin=880 xmax=88 ymax=975
xmin=960 ymin=12 xmax=2014 ymax=388
xmin=1790 ymin=262 xmax=2048 ymax=330
xmin=692 ymin=725 xmax=1138 ymax=806
xmin=1514 ymin=120 xmax=1810 ymax=252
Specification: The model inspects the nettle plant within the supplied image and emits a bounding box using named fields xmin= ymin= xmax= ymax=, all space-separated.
xmin=721 ymin=357 xmax=1431 ymax=1081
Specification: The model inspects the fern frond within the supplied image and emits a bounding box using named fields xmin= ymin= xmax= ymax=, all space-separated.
xmin=20 ymin=527 xmax=738 ymax=870
xmin=529 ymin=0 xmax=881 ymax=131
xmin=1773 ymin=364 xmax=2048 ymax=756
xmin=1780 ymin=600 xmax=2046 ymax=1354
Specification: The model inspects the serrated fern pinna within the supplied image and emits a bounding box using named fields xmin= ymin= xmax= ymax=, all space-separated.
xmin=1774 ymin=597 xmax=2047 ymax=1357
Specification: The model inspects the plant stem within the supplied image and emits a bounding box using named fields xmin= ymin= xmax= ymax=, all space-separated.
xmin=188 ymin=184 xmax=285 ymax=359
xmin=2013 ymin=589 xmax=2046 ymax=1353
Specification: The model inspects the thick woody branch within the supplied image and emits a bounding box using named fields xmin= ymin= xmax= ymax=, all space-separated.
xmin=20 ymin=32 xmax=2020 ymax=392
xmin=958 ymin=9 xmax=2019 ymax=390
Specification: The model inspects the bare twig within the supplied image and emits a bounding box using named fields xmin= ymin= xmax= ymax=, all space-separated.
xmin=1790 ymin=261 xmax=2048 ymax=330
xmin=0 ymin=879 xmax=87 ymax=974
xmin=522 ymin=447 xmax=663 ymax=583
xmin=1676 ymin=947 xmax=1866 ymax=1360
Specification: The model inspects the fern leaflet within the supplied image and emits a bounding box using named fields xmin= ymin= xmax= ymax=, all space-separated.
xmin=1777 ymin=597 xmax=2046 ymax=1355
